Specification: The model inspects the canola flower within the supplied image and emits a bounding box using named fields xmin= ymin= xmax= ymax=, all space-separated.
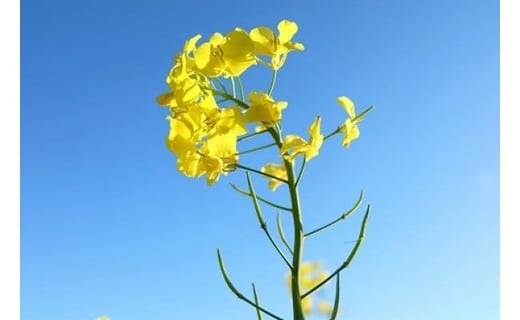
xmin=157 ymin=19 xmax=373 ymax=320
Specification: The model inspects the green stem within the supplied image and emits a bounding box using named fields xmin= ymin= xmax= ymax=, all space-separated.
xmin=230 ymin=77 xmax=236 ymax=98
xmin=238 ymin=142 xmax=278 ymax=156
xmin=277 ymin=212 xmax=294 ymax=255
xmin=329 ymin=274 xmax=341 ymax=320
xmin=238 ymin=129 xmax=269 ymax=142
xmin=301 ymin=205 xmax=371 ymax=299
xmin=246 ymin=172 xmax=293 ymax=270
xmin=213 ymin=90 xmax=250 ymax=109
xmin=213 ymin=78 xmax=228 ymax=94
xmin=353 ymin=105 xmax=374 ymax=122
xmin=267 ymin=69 xmax=278 ymax=96
xmin=217 ymin=249 xmax=284 ymax=320
xmin=283 ymin=158 xmax=306 ymax=320
xmin=304 ymin=190 xmax=363 ymax=237
xmin=230 ymin=184 xmax=292 ymax=212
xmin=252 ymin=283 xmax=263 ymax=320
xmin=237 ymin=76 xmax=245 ymax=101
xmin=295 ymin=158 xmax=307 ymax=187
xmin=236 ymin=164 xmax=288 ymax=184
xmin=324 ymin=127 xmax=341 ymax=141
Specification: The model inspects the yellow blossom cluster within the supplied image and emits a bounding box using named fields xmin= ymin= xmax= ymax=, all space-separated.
xmin=156 ymin=20 xmax=303 ymax=185
xmin=157 ymin=20 xmax=366 ymax=188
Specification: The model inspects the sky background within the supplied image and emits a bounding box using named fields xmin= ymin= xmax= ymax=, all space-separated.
xmin=21 ymin=0 xmax=499 ymax=319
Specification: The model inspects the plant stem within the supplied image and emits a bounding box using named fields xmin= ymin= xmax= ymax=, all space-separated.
xmin=304 ymin=190 xmax=363 ymax=237
xmin=246 ymin=172 xmax=293 ymax=269
xmin=238 ymin=142 xmax=278 ymax=156
xmin=301 ymin=205 xmax=371 ymax=299
xmin=284 ymin=158 xmax=306 ymax=320
xmin=230 ymin=77 xmax=236 ymax=98
xmin=277 ymin=212 xmax=294 ymax=255
xmin=236 ymin=164 xmax=288 ymax=184
xmin=213 ymin=90 xmax=250 ymax=109
xmin=217 ymin=249 xmax=284 ymax=320
xmin=267 ymin=69 xmax=278 ymax=96
xmin=230 ymin=184 xmax=292 ymax=212
xmin=237 ymin=76 xmax=245 ymax=101
xmin=238 ymin=129 xmax=269 ymax=142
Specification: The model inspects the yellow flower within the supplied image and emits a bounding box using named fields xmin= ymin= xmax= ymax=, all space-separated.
xmin=208 ymin=106 xmax=247 ymax=137
xmin=177 ymin=152 xmax=205 ymax=178
xmin=318 ymin=300 xmax=333 ymax=314
xmin=337 ymin=96 xmax=362 ymax=148
xmin=156 ymin=34 xmax=204 ymax=108
xmin=174 ymin=132 xmax=238 ymax=185
xmin=199 ymin=132 xmax=239 ymax=185
xmin=156 ymin=75 xmax=205 ymax=113
xmin=260 ymin=163 xmax=287 ymax=191
xmin=280 ymin=117 xmax=323 ymax=161
xmin=250 ymin=20 xmax=304 ymax=70
xmin=286 ymin=261 xmax=332 ymax=316
xmin=194 ymin=29 xmax=256 ymax=77
xmin=165 ymin=112 xmax=202 ymax=159
xmin=245 ymin=91 xmax=288 ymax=127
xmin=302 ymin=296 xmax=313 ymax=315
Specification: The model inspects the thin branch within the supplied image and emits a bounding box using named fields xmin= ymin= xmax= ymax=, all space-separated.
xmin=217 ymin=249 xmax=284 ymax=320
xmin=230 ymin=77 xmax=236 ymax=98
xmin=213 ymin=78 xmax=228 ymax=94
xmin=295 ymin=158 xmax=307 ymax=187
xmin=230 ymin=184 xmax=292 ymax=212
xmin=238 ymin=142 xmax=278 ymax=156
xmin=301 ymin=204 xmax=371 ymax=299
xmin=236 ymin=164 xmax=289 ymax=184
xmin=304 ymin=190 xmax=364 ymax=237
xmin=213 ymin=90 xmax=250 ymax=109
xmin=246 ymin=172 xmax=293 ymax=270
xmin=267 ymin=69 xmax=278 ymax=96
xmin=329 ymin=274 xmax=341 ymax=320
xmin=252 ymin=283 xmax=263 ymax=320
xmin=353 ymin=105 xmax=374 ymax=122
xmin=237 ymin=129 xmax=270 ymax=142
xmin=237 ymin=76 xmax=245 ymax=101
xmin=276 ymin=212 xmax=293 ymax=255
xmin=324 ymin=127 xmax=341 ymax=141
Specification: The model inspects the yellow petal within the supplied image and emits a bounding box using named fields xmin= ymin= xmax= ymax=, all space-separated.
xmin=261 ymin=163 xmax=287 ymax=191
xmin=280 ymin=134 xmax=307 ymax=161
xmin=177 ymin=152 xmax=204 ymax=178
xmin=306 ymin=116 xmax=323 ymax=161
xmin=156 ymin=91 xmax=175 ymax=106
xmin=277 ymin=20 xmax=299 ymax=44
xmin=184 ymin=34 xmax=202 ymax=52
xmin=341 ymin=118 xmax=360 ymax=148
xmin=245 ymin=92 xmax=287 ymax=125
xmin=250 ymin=26 xmax=276 ymax=55
xmin=337 ymin=96 xmax=356 ymax=118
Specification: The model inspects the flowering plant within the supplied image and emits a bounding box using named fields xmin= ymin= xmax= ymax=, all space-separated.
xmin=156 ymin=19 xmax=373 ymax=320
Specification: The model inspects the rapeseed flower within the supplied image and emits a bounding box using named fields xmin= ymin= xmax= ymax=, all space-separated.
xmin=337 ymin=96 xmax=364 ymax=148
xmin=280 ymin=116 xmax=323 ymax=161
xmin=250 ymin=19 xmax=304 ymax=70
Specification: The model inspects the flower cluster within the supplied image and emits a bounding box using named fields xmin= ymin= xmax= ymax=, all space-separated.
xmin=157 ymin=20 xmax=368 ymax=188
xmin=156 ymin=20 xmax=304 ymax=185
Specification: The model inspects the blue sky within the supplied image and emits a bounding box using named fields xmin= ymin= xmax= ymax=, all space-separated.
xmin=21 ymin=0 xmax=499 ymax=319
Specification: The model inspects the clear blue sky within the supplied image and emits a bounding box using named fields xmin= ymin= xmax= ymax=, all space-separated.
xmin=21 ymin=0 xmax=499 ymax=319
